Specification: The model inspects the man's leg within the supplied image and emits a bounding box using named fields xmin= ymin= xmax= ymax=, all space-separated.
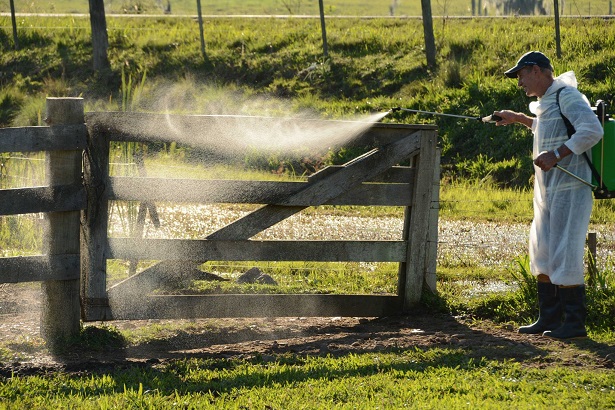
xmin=543 ymin=285 xmax=587 ymax=339
xmin=518 ymin=274 xmax=562 ymax=334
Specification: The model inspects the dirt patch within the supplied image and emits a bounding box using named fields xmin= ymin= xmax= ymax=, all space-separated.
xmin=0 ymin=283 xmax=614 ymax=376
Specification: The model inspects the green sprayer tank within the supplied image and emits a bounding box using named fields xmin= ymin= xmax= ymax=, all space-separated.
xmin=592 ymin=118 xmax=615 ymax=194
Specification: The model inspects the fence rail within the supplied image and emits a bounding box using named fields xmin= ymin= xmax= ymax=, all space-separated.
xmin=0 ymin=255 xmax=80 ymax=282
xmin=107 ymin=170 xmax=415 ymax=205
xmin=0 ymin=124 xmax=87 ymax=152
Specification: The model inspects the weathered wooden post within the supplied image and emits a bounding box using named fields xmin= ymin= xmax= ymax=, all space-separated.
xmin=424 ymin=147 xmax=441 ymax=293
xmin=587 ymin=232 xmax=597 ymax=287
xmin=40 ymin=97 xmax=83 ymax=348
xmin=400 ymin=129 xmax=438 ymax=309
xmin=81 ymin=112 xmax=112 ymax=321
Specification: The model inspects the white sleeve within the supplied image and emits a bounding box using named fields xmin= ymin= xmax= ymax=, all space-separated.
xmin=560 ymin=88 xmax=603 ymax=154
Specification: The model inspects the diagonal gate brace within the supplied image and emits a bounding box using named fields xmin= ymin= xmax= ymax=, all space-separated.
xmin=207 ymin=131 xmax=422 ymax=240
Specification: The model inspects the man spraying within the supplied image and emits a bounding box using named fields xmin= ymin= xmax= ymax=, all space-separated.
xmin=494 ymin=51 xmax=603 ymax=339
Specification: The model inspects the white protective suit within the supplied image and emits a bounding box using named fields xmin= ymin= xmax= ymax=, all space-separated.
xmin=528 ymin=71 xmax=603 ymax=286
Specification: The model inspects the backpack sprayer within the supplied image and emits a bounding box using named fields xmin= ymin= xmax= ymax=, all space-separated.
xmin=391 ymin=101 xmax=615 ymax=199
xmin=553 ymin=94 xmax=614 ymax=199
xmin=587 ymin=100 xmax=614 ymax=198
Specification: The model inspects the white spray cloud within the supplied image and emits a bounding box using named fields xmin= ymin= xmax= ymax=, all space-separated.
xmin=96 ymin=80 xmax=388 ymax=159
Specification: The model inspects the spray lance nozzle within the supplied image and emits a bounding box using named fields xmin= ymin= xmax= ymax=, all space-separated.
xmin=390 ymin=107 xmax=503 ymax=123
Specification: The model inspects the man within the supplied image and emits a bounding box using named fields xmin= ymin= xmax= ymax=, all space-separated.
xmin=494 ymin=51 xmax=603 ymax=339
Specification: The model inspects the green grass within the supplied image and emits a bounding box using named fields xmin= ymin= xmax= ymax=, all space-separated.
xmin=1 ymin=352 xmax=614 ymax=408
xmin=1 ymin=14 xmax=615 ymax=407
xmin=189 ymin=261 xmax=399 ymax=295
xmin=4 ymin=15 xmax=615 ymax=188
xmin=440 ymin=179 xmax=533 ymax=223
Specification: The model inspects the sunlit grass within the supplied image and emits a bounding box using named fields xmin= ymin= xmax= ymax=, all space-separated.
xmin=440 ymin=179 xmax=615 ymax=224
xmin=439 ymin=179 xmax=533 ymax=223
xmin=190 ymin=260 xmax=399 ymax=295
xmin=1 ymin=351 xmax=614 ymax=409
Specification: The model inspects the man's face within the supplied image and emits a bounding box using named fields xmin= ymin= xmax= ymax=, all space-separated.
xmin=516 ymin=65 xmax=540 ymax=97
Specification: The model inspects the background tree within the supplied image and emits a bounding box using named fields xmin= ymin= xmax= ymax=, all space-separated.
xmin=89 ymin=0 xmax=110 ymax=71
xmin=421 ymin=0 xmax=437 ymax=68
xmin=319 ymin=0 xmax=328 ymax=58
xmin=9 ymin=0 xmax=18 ymax=49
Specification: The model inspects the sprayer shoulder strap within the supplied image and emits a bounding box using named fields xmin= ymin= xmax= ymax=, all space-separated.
xmin=555 ymin=87 xmax=577 ymax=138
xmin=555 ymin=87 xmax=605 ymax=188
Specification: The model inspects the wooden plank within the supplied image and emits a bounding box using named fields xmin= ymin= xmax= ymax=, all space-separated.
xmin=40 ymin=97 xmax=83 ymax=348
xmin=309 ymin=165 xmax=413 ymax=183
xmin=107 ymin=238 xmax=407 ymax=262
xmin=0 ymin=255 xmax=80 ymax=283
xmin=349 ymin=122 xmax=437 ymax=148
xmin=424 ymin=147 xmax=441 ymax=293
xmin=0 ymin=184 xmax=86 ymax=216
xmin=402 ymin=130 xmax=438 ymax=309
xmin=0 ymin=124 xmax=87 ymax=153
xmin=207 ymin=131 xmax=421 ymax=240
xmin=81 ymin=117 xmax=113 ymax=321
xmin=107 ymin=294 xmax=403 ymax=320
xmin=108 ymin=177 xmax=413 ymax=206
xmin=328 ymin=183 xmax=412 ymax=206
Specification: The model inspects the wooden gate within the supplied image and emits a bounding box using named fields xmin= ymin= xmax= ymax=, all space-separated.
xmin=0 ymin=98 xmax=439 ymax=343
xmin=81 ymin=110 xmax=439 ymax=321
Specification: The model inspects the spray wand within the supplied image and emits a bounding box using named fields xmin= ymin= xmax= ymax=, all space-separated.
xmin=553 ymin=164 xmax=599 ymax=190
xmin=388 ymin=107 xmax=606 ymax=191
xmin=390 ymin=107 xmax=502 ymax=123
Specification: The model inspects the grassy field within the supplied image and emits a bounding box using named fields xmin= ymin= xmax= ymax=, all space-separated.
xmin=3 ymin=15 xmax=615 ymax=188
xmin=1 ymin=13 xmax=615 ymax=408
xmin=1 ymin=352 xmax=614 ymax=408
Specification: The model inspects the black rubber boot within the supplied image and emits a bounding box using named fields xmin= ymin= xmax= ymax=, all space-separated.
xmin=543 ymin=285 xmax=588 ymax=340
xmin=518 ymin=282 xmax=562 ymax=334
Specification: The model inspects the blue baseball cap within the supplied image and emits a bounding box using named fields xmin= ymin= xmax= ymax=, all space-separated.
xmin=504 ymin=51 xmax=553 ymax=78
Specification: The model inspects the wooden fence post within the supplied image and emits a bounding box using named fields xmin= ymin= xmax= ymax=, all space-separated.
xmin=81 ymin=114 xmax=112 ymax=321
xmin=587 ymin=232 xmax=597 ymax=287
xmin=40 ymin=97 xmax=83 ymax=348
xmin=424 ymin=147 xmax=441 ymax=293
xmin=401 ymin=129 xmax=438 ymax=309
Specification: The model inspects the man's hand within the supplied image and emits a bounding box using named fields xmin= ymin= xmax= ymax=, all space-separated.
xmin=534 ymin=150 xmax=559 ymax=171
xmin=493 ymin=110 xmax=534 ymax=128
xmin=493 ymin=110 xmax=518 ymax=126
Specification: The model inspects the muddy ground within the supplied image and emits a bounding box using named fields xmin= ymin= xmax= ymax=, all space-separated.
xmin=0 ymin=283 xmax=614 ymax=376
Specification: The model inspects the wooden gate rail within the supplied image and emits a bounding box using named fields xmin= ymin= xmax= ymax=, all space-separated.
xmin=107 ymin=239 xmax=407 ymax=262
xmin=83 ymin=111 xmax=439 ymax=321
xmin=107 ymin=167 xmax=416 ymax=205
xmin=116 ymin=294 xmax=406 ymax=320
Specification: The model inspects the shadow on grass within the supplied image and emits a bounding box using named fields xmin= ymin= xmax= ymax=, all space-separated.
xmin=44 ymin=310 xmax=544 ymax=366
xmin=3 ymin=307 xmax=614 ymax=400
xmin=0 ymin=311 xmax=552 ymax=396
